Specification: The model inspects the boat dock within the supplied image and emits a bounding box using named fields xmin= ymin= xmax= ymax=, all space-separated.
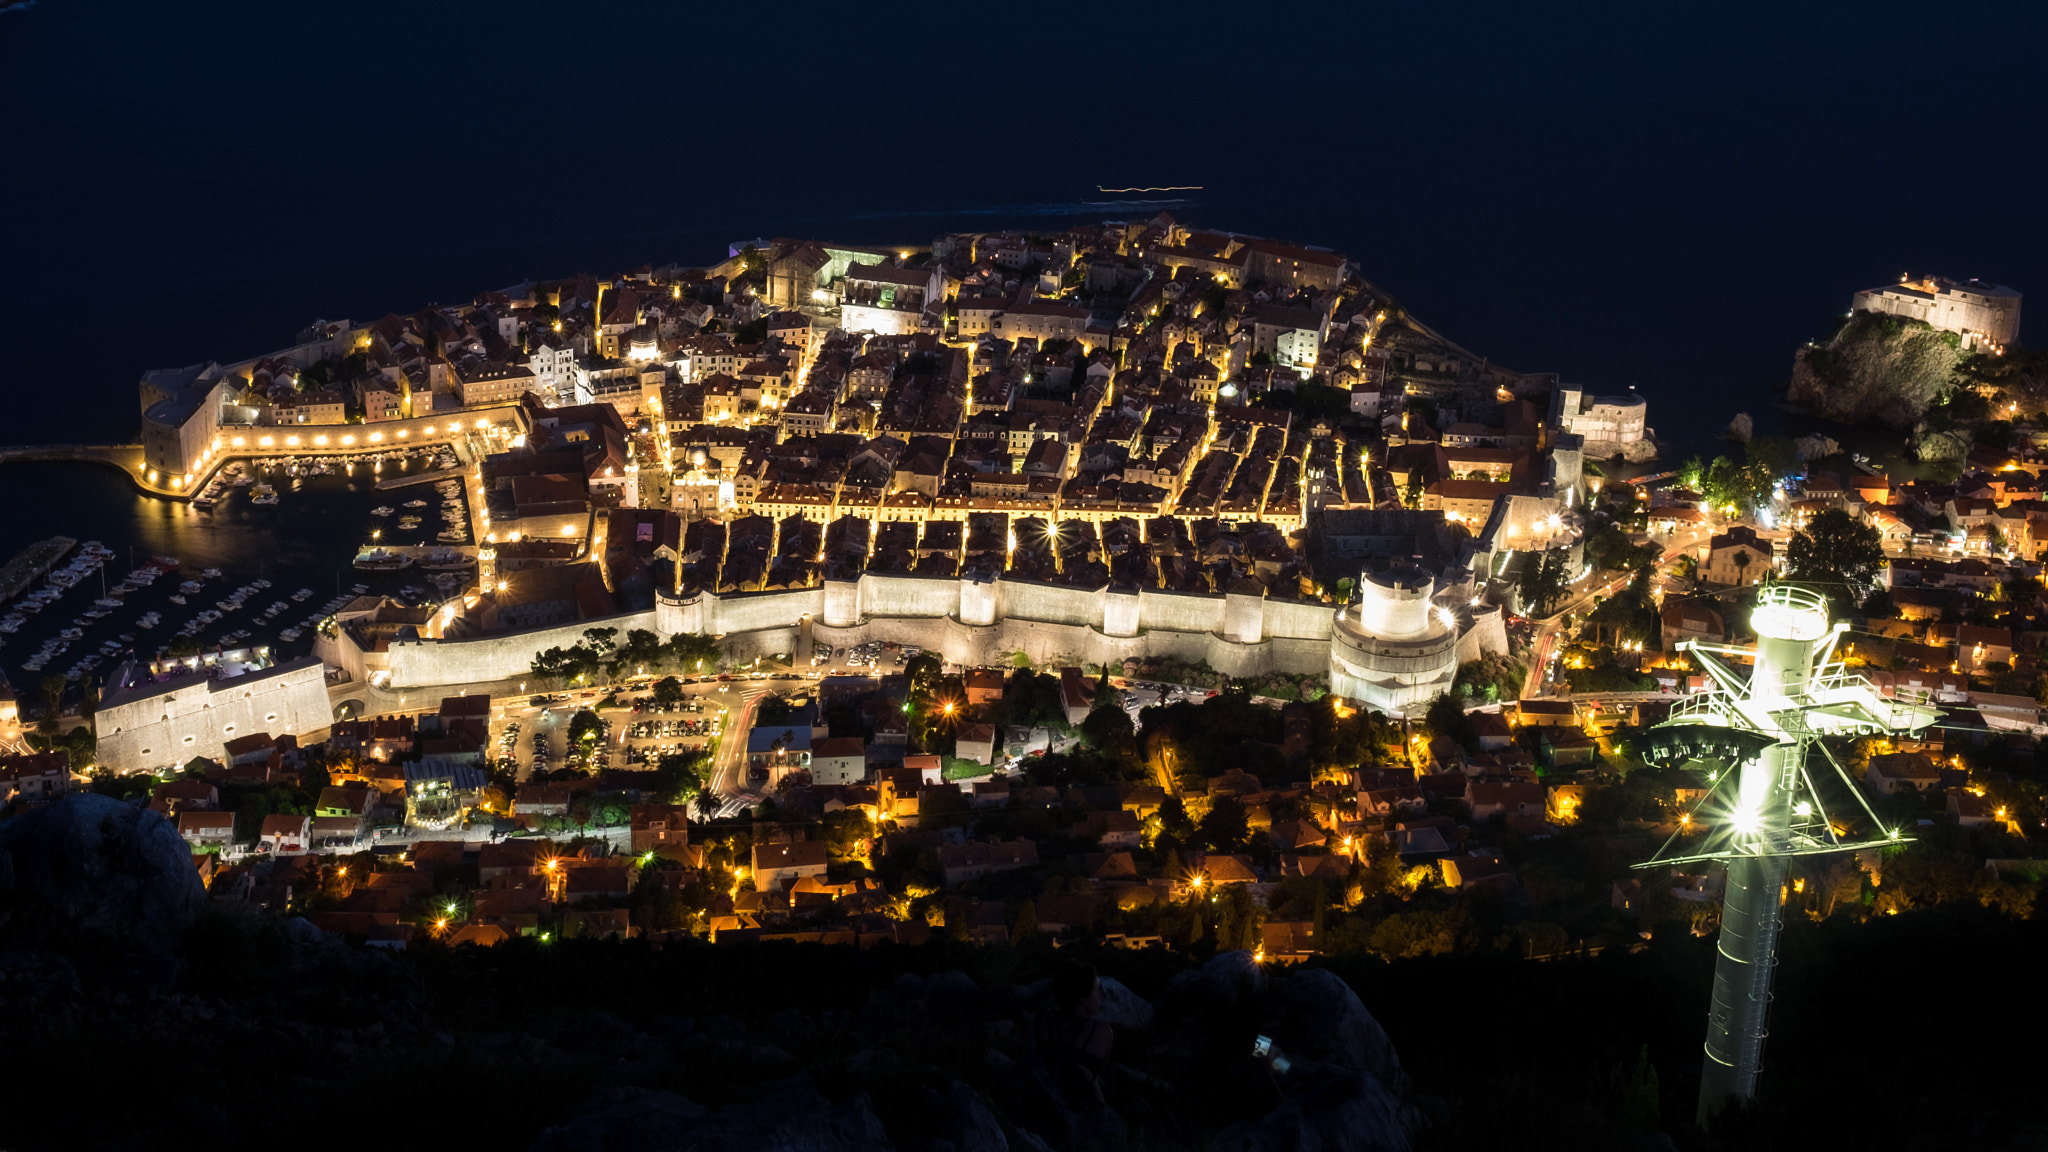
xmin=353 ymin=544 xmax=479 ymax=568
xmin=0 ymin=536 xmax=77 ymax=602
xmin=375 ymin=466 xmax=468 ymax=491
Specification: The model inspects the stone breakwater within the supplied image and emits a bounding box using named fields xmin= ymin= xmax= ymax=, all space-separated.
xmin=0 ymin=535 xmax=76 ymax=603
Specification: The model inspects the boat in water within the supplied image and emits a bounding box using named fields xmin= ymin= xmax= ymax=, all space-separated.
xmin=353 ymin=548 xmax=414 ymax=571
xmin=371 ymin=505 xmax=395 ymax=517
xmin=251 ymin=483 xmax=279 ymax=505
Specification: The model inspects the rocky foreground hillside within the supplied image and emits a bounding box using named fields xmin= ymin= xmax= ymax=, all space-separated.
xmin=1786 ymin=311 xmax=1968 ymax=428
xmin=0 ymin=794 xmax=1415 ymax=1152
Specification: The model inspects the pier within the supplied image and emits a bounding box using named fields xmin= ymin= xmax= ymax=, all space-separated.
xmin=0 ymin=536 xmax=78 ymax=602
xmin=0 ymin=404 xmax=523 ymax=501
xmin=0 ymin=444 xmax=147 ymax=483
xmin=374 ymin=466 xmax=467 ymax=491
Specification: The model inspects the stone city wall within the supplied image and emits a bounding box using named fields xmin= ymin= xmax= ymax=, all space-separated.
xmin=809 ymin=614 xmax=1330 ymax=680
xmin=98 ymin=657 xmax=332 ymax=775
xmin=378 ymin=573 xmax=1351 ymax=698
xmin=859 ymin=573 xmax=958 ymax=619
xmin=383 ymin=609 xmax=659 ymax=688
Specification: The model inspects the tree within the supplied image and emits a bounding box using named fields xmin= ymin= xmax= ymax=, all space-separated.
xmin=652 ymin=751 xmax=707 ymax=803
xmin=300 ymin=756 xmax=332 ymax=799
xmin=1011 ymin=899 xmax=1041 ymax=944
xmin=664 ymin=631 xmax=721 ymax=673
xmin=1786 ymin=509 xmax=1885 ymax=608
xmin=1744 ymin=434 xmax=1799 ymax=480
xmin=1199 ymin=795 xmax=1250 ymax=852
xmin=1425 ymin=692 xmax=1479 ymax=753
xmin=1080 ymin=703 xmax=1138 ymax=767
xmin=1518 ymin=551 xmax=1570 ymax=617
xmin=905 ymin=652 xmax=944 ymax=697
xmin=1585 ymin=521 xmax=1645 ymax=572
xmin=567 ymin=709 xmax=604 ymax=747
xmin=652 ymin=676 xmax=685 ymax=706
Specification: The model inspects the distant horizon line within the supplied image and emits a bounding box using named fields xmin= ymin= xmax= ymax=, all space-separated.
xmin=1096 ymin=185 xmax=1203 ymax=193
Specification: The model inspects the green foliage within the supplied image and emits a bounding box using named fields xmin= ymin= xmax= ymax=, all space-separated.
xmin=1425 ymin=693 xmax=1479 ymax=753
xmin=221 ymin=781 xmax=313 ymax=844
xmin=1585 ymin=571 xmax=1661 ymax=648
xmin=992 ymin=669 xmax=1065 ymax=730
xmin=1010 ymin=898 xmax=1040 ymax=943
xmin=1140 ymin=694 xmax=1287 ymax=785
xmin=1791 ymin=309 xmax=1972 ymax=428
xmin=652 ymin=750 xmax=708 ymax=803
xmin=1198 ymin=795 xmax=1250 ymax=852
xmin=1559 ymin=645 xmax=1656 ymax=693
xmin=1743 ymin=434 xmax=1800 ymax=480
xmin=652 ymin=676 xmax=685 ymax=706
xmin=1079 ymin=703 xmax=1137 ymax=766
xmin=1518 ymin=550 xmax=1571 ymax=617
xmin=1453 ymin=653 xmax=1527 ymax=704
xmin=1786 ymin=509 xmax=1885 ymax=612
xmin=904 ymin=652 xmax=944 ymax=696
xmin=532 ymin=629 xmax=721 ymax=685
xmin=1682 ymin=453 xmax=1775 ymax=513
xmin=567 ymin=709 xmax=604 ymax=746
xmin=91 ymin=770 xmax=157 ymax=801
xmin=1583 ymin=521 xmax=1649 ymax=573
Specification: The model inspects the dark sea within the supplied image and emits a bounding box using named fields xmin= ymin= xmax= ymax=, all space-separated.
xmin=1 ymin=0 xmax=2044 ymax=681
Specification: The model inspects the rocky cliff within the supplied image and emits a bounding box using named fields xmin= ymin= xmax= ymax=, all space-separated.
xmin=0 ymin=794 xmax=1413 ymax=1152
xmin=1786 ymin=311 xmax=1967 ymax=428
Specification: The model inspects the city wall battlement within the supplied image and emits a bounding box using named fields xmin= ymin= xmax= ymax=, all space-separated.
xmin=368 ymin=571 xmax=1507 ymax=704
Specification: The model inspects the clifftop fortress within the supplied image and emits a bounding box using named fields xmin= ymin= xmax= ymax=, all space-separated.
xmin=1853 ymin=274 xmax=2021 ymax=352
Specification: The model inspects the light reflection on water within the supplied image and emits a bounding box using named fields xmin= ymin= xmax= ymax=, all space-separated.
xmin=0 ymin=460 xmax=464 ymax=688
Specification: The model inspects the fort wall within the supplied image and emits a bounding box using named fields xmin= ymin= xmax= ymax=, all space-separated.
xmin=98 ymin=657 xmax=333 ymax=775
xmin=377 ymin=571 xmax=1479 ymax=713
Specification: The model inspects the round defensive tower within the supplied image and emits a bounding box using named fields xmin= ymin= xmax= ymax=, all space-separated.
xmin=1328 ymin=567 xmax=1462 ymax=713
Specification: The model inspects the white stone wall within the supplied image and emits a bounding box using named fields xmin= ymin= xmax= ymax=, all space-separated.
xmin=960 ymin=578 xmax=998 ymax=626
xmin=999 ymin=579 xmax=1108 ymax=629
xmin=98 ymin=657 xmax=332 ymax=775
xmin=708 ymin=589 xmax=823 ymax=635
xmin=1360 ymin=571 xmax=1431 ymax=639
xmin=1264 ymin=597 xmax=1336 ymax=641
xmin=378 ymin=572 xmax=1373 ymax=706
xmin=861 ymin=574 xmax=959 ymax=619
xmin=385 ymin=610 xmax=659 ymax=688
xmin=1103 ymin=589 xmax=1140 ymax=637
xmin=823 ymin=579 xmax=861 ymax=627
xmin=1137 ymin=589 xmax=1225 ymax=635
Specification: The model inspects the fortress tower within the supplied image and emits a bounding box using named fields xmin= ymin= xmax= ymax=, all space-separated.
xmin=1327 ymin=566 xmax=1462 ymax=712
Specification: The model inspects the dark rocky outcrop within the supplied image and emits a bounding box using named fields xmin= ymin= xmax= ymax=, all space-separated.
xmin=1785 ymin=311 xmax=1967 ymax=429
xmin=1153 ymin=951 xmax=1410 ymax=1152
xmin=0 ymin=793 xmax=205 ymax=954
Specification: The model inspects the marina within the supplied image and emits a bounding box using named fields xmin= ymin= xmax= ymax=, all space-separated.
xmin=0 ymin=452 xmax=484 ymax=705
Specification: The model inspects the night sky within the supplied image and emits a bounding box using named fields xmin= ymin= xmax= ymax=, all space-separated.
xmin=4 ymin=0 xmax=2044 ymax=452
